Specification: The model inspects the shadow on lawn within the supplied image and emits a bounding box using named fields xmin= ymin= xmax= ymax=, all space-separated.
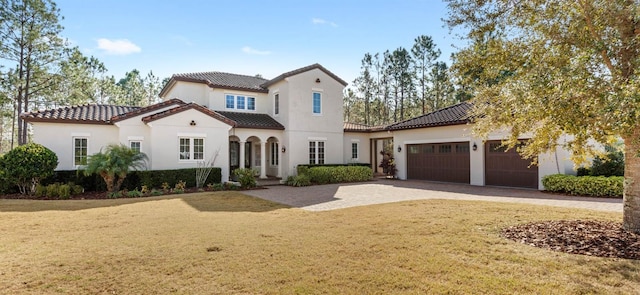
xmin=0 ymin=191 xmax=290 ymax=213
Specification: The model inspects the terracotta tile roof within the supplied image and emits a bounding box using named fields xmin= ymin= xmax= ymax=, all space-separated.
xmin=261 ymin=63 xmax=348 ymax=88
xmin=141 ymin=103 xmax=236 ymax=126
xmin=344 ymin=122 xmax=390 ymax=132
xmin=217 ymin=111 xmax=284 ymax=130
xmin=21 ymin=104 xmax=139 ymax=125
xmin=159 ymin=71 xmax=269 ymax=97
xmin=387 ymin=102 xmax=473 ymax=130
xmin=110 ymin=98 xmax=186 ymax=122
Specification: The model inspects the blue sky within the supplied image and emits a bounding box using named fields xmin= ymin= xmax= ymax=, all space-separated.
xmin=56 ymin=0 xmax=463 ymax=86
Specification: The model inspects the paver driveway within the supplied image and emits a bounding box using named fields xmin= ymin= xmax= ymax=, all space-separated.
xmin=244 ymin=179 xmax=623 ymax=212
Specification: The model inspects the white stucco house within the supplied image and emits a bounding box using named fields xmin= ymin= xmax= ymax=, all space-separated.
xmin=22 ymin=63 xmax=576 ymax=190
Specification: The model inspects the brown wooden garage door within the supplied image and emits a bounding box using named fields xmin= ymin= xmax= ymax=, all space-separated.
xmin=406 ymin=142 xmax=470 ymax=183
xmin=485 ymin=141 xmax=538 ymax=189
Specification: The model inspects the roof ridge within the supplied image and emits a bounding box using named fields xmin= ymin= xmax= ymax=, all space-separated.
xmin=173 ymin=70 xmax=269 ymax=81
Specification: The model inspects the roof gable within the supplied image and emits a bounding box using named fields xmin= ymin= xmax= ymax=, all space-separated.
xmin=110 ymin=98 xmax=186 ymax=123
xmin=261 ymin=63 xmax=348 ymax=88
xmin=141 ymin=103 xmax=236 ymax=126
xmin=386 ymin=102 xmax=472 ymax=131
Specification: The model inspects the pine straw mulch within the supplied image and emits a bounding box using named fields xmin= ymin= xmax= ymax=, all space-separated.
xmin=502 ymin=220 xmax=640 ymax=260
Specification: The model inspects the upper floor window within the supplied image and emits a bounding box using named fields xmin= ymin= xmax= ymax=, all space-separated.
xmin=274 ymin=94 xmax=279 ymax=115
xmin=73 ymin=137 xmax=88 ymax=166
xmin=312 ymin=92 xmax=322 ymax=115
xmin=225 ymin=94 xmax=256 ymax=111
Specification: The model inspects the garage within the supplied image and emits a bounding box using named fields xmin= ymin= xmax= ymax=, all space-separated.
xmin=406 ymin=142 xmax=470 ymax=183
xmin=484 ymin=141 xmax=538 ymax=189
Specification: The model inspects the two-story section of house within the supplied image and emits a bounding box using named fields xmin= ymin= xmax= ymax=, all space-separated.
xmin=22 ymin=63 xmax=348 ymax=182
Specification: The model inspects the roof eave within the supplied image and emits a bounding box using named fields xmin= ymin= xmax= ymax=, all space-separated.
xmin=387 ymin=120 xmax=470 ymax=131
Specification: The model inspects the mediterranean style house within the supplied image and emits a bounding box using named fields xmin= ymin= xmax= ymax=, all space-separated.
xmin=22 ymin=63 xmax=575 ymax=189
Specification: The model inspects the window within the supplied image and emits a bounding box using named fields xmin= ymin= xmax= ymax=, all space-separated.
xmin=226 ymin=95 xmax=234 ymax=109
xmin=237 ymin=96 xmax=245 ymax=109
xmin=225 ymin=94 xmax=256 ymax=111
xmin=309 ymin=141 xmax=325 ymax=164
xmin=351 ymin=142 xmax=358 ymax=159
xmin=456 ymin=144 xmax=469 ymax=153
xmin=130 ymin=141 xmax=141 ymax=153
xmin=270 ymin=142 xmax=279 ymax=166
xmin=312 ymin=92 xmax=322 ymax=114
xmin=274 ymin=94 xmax=279 ymax=115
xmin=254 ymin=143 xmax=261 ymax=166
xmin=439 ymin=144 xmax=452 ymax=153
xmin=179 ymin=137 xmax=204 ymax=160
xmin=73 ymin=137 xmax=88 ymax=166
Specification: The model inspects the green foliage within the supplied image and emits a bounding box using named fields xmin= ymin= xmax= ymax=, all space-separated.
xmin=34 ymin=182 xmax=83 ymax=199
xmin=172 ymin=180 xmax=186 ymax=194
xmin=285 ymin=174 xmax=311 ymax=187
xmin=108 ymin=191 xmax=123 ymax=199
xmin=542 ymin=174 xmax=623 ymax=198
xmin=150 ymin=189 xmax=163 ymax=196
xmin=233 ymin=168 xmax=257 ymax=189
xmin=127 ymin=189 xmax=143 ymax=198
xmin=303 ymin=166 xmax=373 ymax=185
xmin=84 ymin=144 xmax=148 ymax=193
xmin=590 ymin=146 xmax=624 ymax=177
xmin=0 ymin=143 xmax=58 ymax=194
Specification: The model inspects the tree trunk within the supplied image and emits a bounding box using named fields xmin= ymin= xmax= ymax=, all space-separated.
xmin=623 ymin=133 xmax=640 ymax=233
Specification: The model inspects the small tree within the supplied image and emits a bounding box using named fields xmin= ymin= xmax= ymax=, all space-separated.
xmin=83 ymin=144 xmax=148 ymax=193
xmin=1 ymin=143 xmax=58 ymax=194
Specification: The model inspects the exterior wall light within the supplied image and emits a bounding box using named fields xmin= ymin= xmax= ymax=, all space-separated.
xmin=472 ymin=143 xmax=478 ymax=151
xmin=190 ymin=120 xmax=196 ymax=126
xmin=281 ymin=146 xmax=286 ymax=153
xmin=397 ymin=145 xmax=402 ymax=153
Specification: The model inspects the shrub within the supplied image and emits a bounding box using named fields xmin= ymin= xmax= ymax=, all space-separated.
xmin=590 ymin=146 xmax=624 ymax=177
xmin=302 ymin=166 xmax=373 ymax=185
xmin=542 ymin=174 xmax=623 ymax=198
xmin=58 ymin=184 xmax=71 ymax=199
xmin=173 ymin=180 xmax=186 ymax=194
xmin=233 ymin=168 xmax=257 ymax=189
xmin=84 ymin=144 xmax=148 ymax=193
xmin=108 ymin=191 xmax=123 ymax=198
xmin=150 ymin=189 xmax=163 ymax=196
xmin=286 ymin=174 xmax=311 ymax=187
xmin=127 ymin=189 xmax=143 ymax=198
xmin=0 ymin=143 xmax=58 ymax=195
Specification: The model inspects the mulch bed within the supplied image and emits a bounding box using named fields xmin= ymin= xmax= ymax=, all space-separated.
xmin=0 ymin=186 xmax=267 ymax=200
xmin=502 ymin=220 xmax=640 ymax=260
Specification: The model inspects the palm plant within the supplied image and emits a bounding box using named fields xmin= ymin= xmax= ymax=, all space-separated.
xmin=84 ymin=144 xmax=148 ymax=193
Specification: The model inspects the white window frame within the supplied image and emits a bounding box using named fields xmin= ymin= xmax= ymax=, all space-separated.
xmin=73 ymin=137 xmax=88 ymax=167
xmin=129 ymin=140 xmax=142 ymax=153
xmin=178 ymin=137 xmax=205 ymax=161
xmin=270 ymin=142 xmax=279 ymax=166
xmin=351 ymin=142 xmax=359 ymax=160
xmin=225 ymin=94 xmax=257 ymax=111
xmin=309 ymin=141 xmax=325 ymax=165
xmin=312 ymin=91 xmax=322 ymax=115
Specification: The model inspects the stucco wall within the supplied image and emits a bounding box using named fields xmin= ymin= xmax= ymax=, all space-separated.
xmin=163 ymin=82 xmax=209 ymax=106
xmin=208 ymin=89 xmax=269 ymax=113
xmin=343 ymin=132 xmax=371 ymax=165
xmin=31 ymin=122 xmax=120 ymax=170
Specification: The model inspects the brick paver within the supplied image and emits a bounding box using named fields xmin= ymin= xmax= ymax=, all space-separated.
xmin=244 ymin=179 xmax=622 ymax=212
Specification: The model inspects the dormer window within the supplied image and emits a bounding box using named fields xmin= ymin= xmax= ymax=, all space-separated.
xmin=225 ymin=94 xmax=256 ymax=111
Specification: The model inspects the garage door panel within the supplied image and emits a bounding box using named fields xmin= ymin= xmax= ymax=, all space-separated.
xmin=484 ymin=141 xmax=538 ymax=189
xmin=407 ymin=142 xmax=470 ymax=183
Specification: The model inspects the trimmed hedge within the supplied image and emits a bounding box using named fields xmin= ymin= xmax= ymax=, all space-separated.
xmin=542 ymin=174 xmax=623 ymax=198
xmin=43 ymin=168 xmax=222 ymax=192
xmin=302 ymin=165 xmax=373 ymax=185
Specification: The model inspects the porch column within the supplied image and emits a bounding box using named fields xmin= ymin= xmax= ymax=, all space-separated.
xmin=239 ymin=141 xmax=245 ymax=169
xmin=260 ymin=141 xmax=267 ymax=179
xmin=277 ymin=145 xmax=282 ymax=178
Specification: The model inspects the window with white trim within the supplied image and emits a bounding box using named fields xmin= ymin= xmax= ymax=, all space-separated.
xmin=179 ymin=137 xmax=204 ymax=160
xmin=130 ymin=141 xmax=141 ymax=153
xmin=351 ymin=142 xmax=358 ymax=160
xmin=274 ymin=93 xmax=279 ymax=115
xmin=73 ymin=137 xmax=88 ymax=166
xmin=309 ymin=141 xmax=325 ymax=164
xmin=225 ymin=94 xmax=256 ymax=111
xmin=312 ymin=92 xmax=322 ymax=114
xmin=270 ymin=142 xmax=279 ymax=166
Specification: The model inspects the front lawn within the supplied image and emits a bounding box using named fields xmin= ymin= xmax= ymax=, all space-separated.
xmin=0 ymin=192 xmax=638 ymax=294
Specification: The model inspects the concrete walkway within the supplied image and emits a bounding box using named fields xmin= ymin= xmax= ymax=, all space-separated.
xmin=244 ymin=179 xmax=623 ymax=212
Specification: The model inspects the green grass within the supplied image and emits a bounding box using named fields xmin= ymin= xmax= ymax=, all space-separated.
xmin=0 ymin=192 xmax=638 ymax=294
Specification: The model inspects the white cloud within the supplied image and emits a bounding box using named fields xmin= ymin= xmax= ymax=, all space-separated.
xmin=96 ymin=38 xmax=141 ymax=55
xmin=242 ymin=46 xmax=271 ymax=55
xmin=312 ymin=18 xmax=338 ymax=27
